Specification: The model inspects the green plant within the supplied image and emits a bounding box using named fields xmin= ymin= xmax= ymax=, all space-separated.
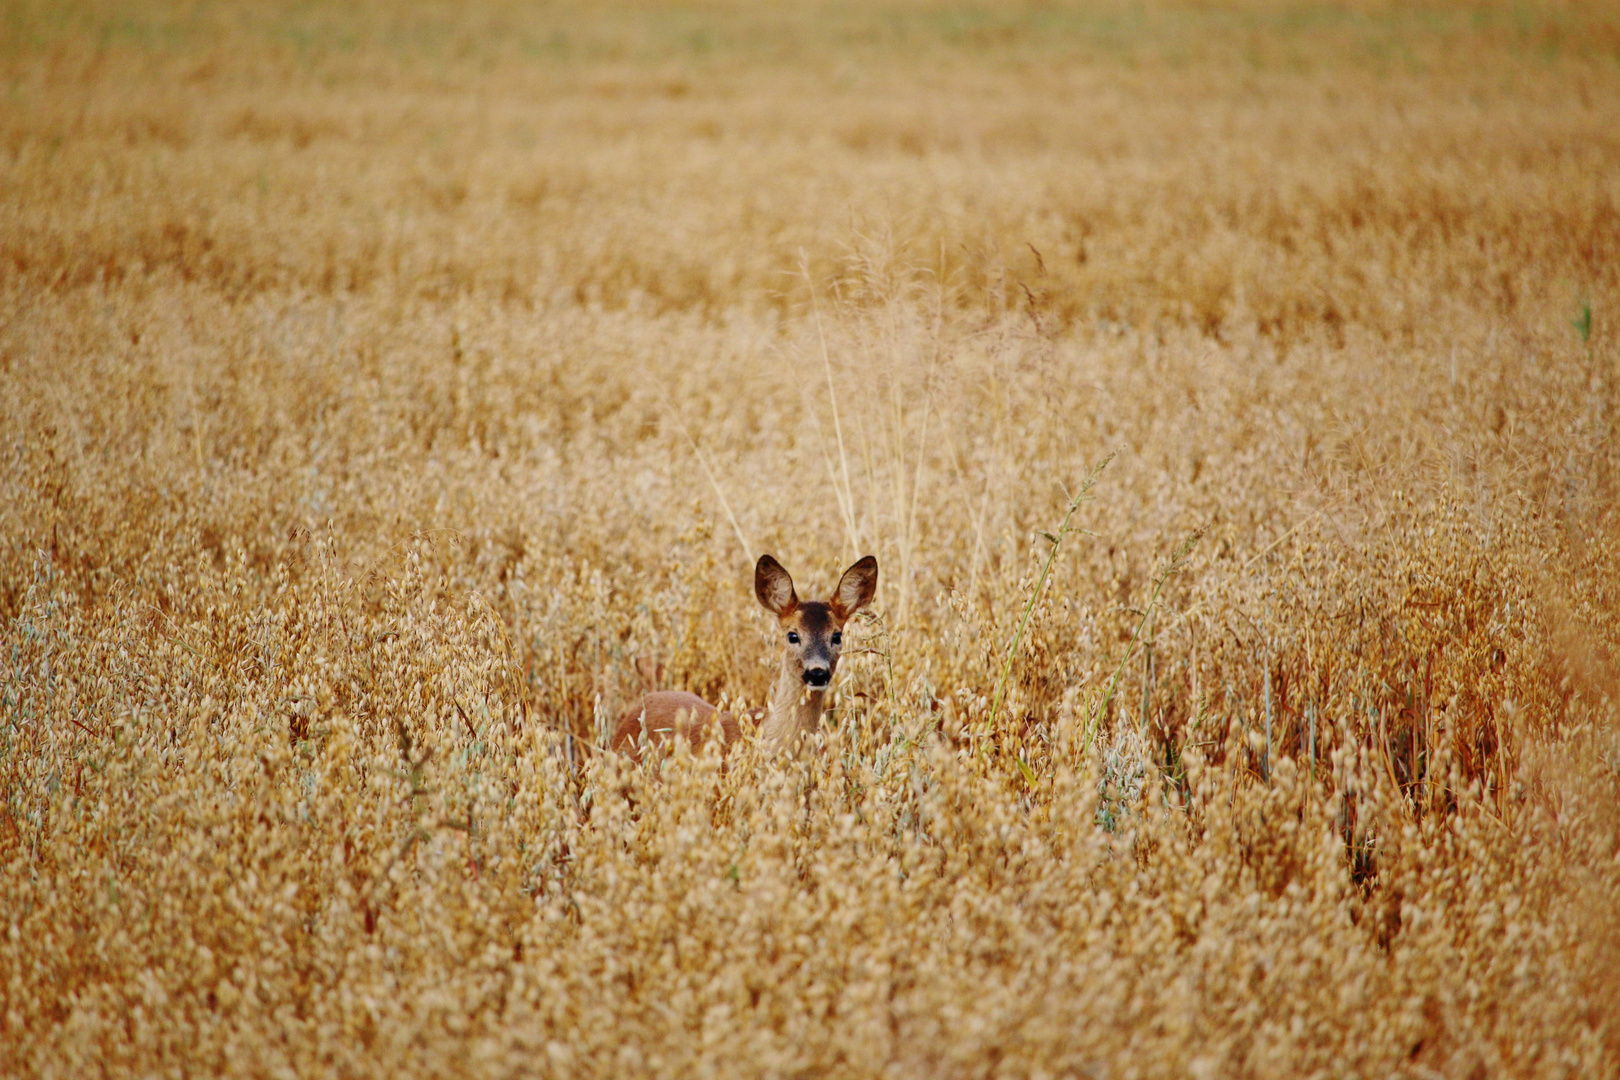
xmin=1084 ymin=526 xmax=1204 ymax=758
xmin=982 ymin=452 xmax=1115 ymax=759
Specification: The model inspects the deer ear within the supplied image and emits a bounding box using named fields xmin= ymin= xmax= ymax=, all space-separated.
xmin=755 ymin=555 xmax=798 ymax=617
xmin=830 ymin=555 xmax=878 ymax=619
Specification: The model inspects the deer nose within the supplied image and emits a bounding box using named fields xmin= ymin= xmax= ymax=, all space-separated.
xmin=802 ymin=666 xmax=831 ymax=687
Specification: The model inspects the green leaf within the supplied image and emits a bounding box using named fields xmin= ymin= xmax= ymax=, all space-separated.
xmin=1572 ymin=301 xmax=1592 ymax=344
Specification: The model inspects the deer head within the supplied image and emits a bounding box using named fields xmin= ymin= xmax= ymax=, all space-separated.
xmin=754 ymin=554 xmax=878 ymax=689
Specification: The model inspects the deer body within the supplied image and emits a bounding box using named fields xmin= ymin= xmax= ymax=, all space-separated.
xmin=611 ymin=554 xmax=877 ymax=761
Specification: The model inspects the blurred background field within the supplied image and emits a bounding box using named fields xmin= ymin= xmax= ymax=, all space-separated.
xmin=2 ymin=2 xmax=1619 ymax=1076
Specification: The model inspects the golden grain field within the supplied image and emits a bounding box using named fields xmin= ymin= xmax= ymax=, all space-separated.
xmin=3 ymin=1 xmax=1619 ymax=1076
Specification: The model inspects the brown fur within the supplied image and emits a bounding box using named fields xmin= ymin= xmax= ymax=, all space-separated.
xmin=610 ymin=555 xmax=877 ymax=760
xmin=609 ymin=690 xmax=746 ymax=763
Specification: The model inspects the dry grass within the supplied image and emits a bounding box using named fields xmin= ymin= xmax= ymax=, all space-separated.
xmin=3 ymin=1 xmax=1620 ymax=1076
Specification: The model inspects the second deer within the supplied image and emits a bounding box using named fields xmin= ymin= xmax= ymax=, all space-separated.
xmin=611 ymin=554 xmax=878 ymax=760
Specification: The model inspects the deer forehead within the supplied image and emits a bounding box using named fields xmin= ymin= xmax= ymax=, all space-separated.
xmin=783 ymin=601 xmax=842 ymax=637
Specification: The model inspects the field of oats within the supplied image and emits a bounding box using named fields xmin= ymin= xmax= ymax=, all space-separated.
xmin=4 ymin=1 xmax=1620 ymax=1076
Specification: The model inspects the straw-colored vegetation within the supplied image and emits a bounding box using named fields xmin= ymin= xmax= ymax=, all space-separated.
xmin=3 ymin=1 xmax=1619 ymax=1075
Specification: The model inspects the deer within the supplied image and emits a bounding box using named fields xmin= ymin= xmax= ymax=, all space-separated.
xmin=610 ymin=554 xmax=878 ymax=761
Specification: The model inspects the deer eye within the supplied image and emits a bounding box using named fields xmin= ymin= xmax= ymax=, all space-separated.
xmin=786 ymin=631 xmax=800 ymax=645
xmin=830 ymin=632 xmax=842 ymax=646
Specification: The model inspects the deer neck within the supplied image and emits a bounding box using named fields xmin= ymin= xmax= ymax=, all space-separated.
xmin=759 ymin=655 xmax=827 ymax=750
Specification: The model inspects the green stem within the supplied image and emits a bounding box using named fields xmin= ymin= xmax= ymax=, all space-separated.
xmin=1082 ymin=527 xmax=1204 ymax=760
xmin=981 ymin=453 xmax=1114 ymax=761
